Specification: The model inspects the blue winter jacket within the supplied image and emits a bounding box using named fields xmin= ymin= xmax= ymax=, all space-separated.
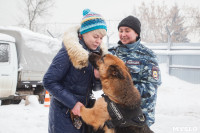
xmin=43 ymin=26 xmax=107 ymax=133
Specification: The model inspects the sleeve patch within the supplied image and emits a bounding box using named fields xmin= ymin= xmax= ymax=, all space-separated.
xmin=152 ymin=66 xmax=159 ymax=80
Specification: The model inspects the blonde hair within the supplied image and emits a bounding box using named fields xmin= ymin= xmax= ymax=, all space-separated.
xmin=89 ymin=29 xmax=107 ymax=37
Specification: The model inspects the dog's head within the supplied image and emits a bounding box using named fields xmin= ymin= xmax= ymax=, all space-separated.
xmin=89 ymin=53 xmax=129 ymax=80
xmin=89 ymin=52 xmax=141 ymax=106
xmin=89 ymin=53 xmax=134 ymax=96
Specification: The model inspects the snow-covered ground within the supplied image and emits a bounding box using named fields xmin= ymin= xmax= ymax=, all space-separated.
xmin=0 ymin=64 xmax=200 ymax=133
xmin=151 ymin=64 xmax=200 ymax=133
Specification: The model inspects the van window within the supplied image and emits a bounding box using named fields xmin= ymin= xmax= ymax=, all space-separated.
xmin=0 ymin=43 xmax=9 ymax=62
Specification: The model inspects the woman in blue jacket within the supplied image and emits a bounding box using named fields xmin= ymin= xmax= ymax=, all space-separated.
xmin=43 ymin=9 xmax=107 ymax=133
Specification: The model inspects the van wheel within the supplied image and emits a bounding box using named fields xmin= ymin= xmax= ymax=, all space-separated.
xmin=34 ymin=86 xmax=45 ymax=104
xmin=1 ymin=99 xmax=12 ymax=105
xmin=12 ymin=100 xmax=21 ymax=104
xmin=39 ymin=94 xmax=45 ymax=104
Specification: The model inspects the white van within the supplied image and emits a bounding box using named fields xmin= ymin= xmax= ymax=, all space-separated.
xmin=0 ymin=27 xmax=61 ymax=105
xmin=0 ymin=33 xmax=18 ymax=100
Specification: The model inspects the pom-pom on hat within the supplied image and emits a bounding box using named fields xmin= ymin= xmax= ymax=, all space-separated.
xmin=118 ymin=15 xmax=141 ymax=37
xmin=80 ymin=9 xmax=107 ymax=35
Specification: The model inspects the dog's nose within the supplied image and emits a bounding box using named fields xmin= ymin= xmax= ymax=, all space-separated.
xmin=91 ymin=51 xmax=101 ymax=55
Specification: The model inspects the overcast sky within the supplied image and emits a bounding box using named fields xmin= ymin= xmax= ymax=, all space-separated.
xmin=0 ymin=0 xmax=200 ymax=26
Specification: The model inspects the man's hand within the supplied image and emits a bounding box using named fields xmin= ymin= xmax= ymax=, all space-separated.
xmin=71 ymin=102 xmax=84 ymax=116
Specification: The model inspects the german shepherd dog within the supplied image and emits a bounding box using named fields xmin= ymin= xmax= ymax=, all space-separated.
xmin=80 ymin=52 xmax=153 ymax=133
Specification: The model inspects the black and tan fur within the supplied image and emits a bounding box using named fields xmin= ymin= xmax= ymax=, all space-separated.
xmin=80 ymin=53 xmax=153 ymax=133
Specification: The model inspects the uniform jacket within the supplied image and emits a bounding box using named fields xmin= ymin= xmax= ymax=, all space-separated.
xmin=109 ymin=39 xmax=161 ymax=126
xmin=43 ymin=26 xmax=107 ymax=133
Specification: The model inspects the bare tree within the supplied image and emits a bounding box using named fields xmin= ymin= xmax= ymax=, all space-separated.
xmin=183 ymin=6 xmax=200 ymax=41
xmin=166 ymin=4 xmax=189 ymax=43
xmin=196 ymin=11 xmax=200 ymax=41
xmin=132 ymin=1 xmax=190 ymax=43
xmin=19 ymin=0 xmax=55 ymax=31
xmin=132 ymin=1 xmax=169 ymax=43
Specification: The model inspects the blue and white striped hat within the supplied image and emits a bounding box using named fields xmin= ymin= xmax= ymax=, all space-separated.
xmin=80 ymin=9 xmax=107 ymax=35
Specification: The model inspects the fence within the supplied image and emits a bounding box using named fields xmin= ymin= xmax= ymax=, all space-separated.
xmin=144 ymin=42 xmax=200 ymax=85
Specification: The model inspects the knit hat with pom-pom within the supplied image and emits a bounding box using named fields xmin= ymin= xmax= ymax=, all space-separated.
xmin=80 ymin=9 xmax=107 ymax=35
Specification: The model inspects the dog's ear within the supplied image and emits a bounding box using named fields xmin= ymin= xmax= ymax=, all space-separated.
xmin=108 ymin=65 xmax=125 ymax=79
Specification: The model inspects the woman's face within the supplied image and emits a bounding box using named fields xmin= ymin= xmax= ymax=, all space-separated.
xmin=82 ymin=31 xmax=103 ymax=50
xmin=118 ymin=26 xmax=138 ymax=44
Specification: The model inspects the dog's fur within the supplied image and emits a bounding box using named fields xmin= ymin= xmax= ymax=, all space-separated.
xmin=80 ymin=53 xmax=153 ymax=133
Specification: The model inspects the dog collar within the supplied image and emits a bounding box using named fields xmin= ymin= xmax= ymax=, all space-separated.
xmin=101 ymin=94 xmax=146 ymax=129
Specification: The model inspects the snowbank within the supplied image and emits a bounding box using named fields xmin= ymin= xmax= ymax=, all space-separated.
xmin=151 ymin=64 xmax=200 ymax=132
xmin=0 ymin=97 xmax=49 ymax=133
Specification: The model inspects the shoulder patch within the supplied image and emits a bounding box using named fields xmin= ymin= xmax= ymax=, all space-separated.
xmin=152 ymin=66 xmax=159 ymax=80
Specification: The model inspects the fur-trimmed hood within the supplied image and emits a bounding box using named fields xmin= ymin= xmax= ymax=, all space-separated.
xmin=63 ymin=26 xmax=108 ymax=69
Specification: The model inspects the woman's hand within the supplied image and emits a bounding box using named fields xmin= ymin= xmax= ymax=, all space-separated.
xmin=71 ymin=102 xmax=84 ymax=116
xmin=94 ymin=69 xmax=100 ymax=79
